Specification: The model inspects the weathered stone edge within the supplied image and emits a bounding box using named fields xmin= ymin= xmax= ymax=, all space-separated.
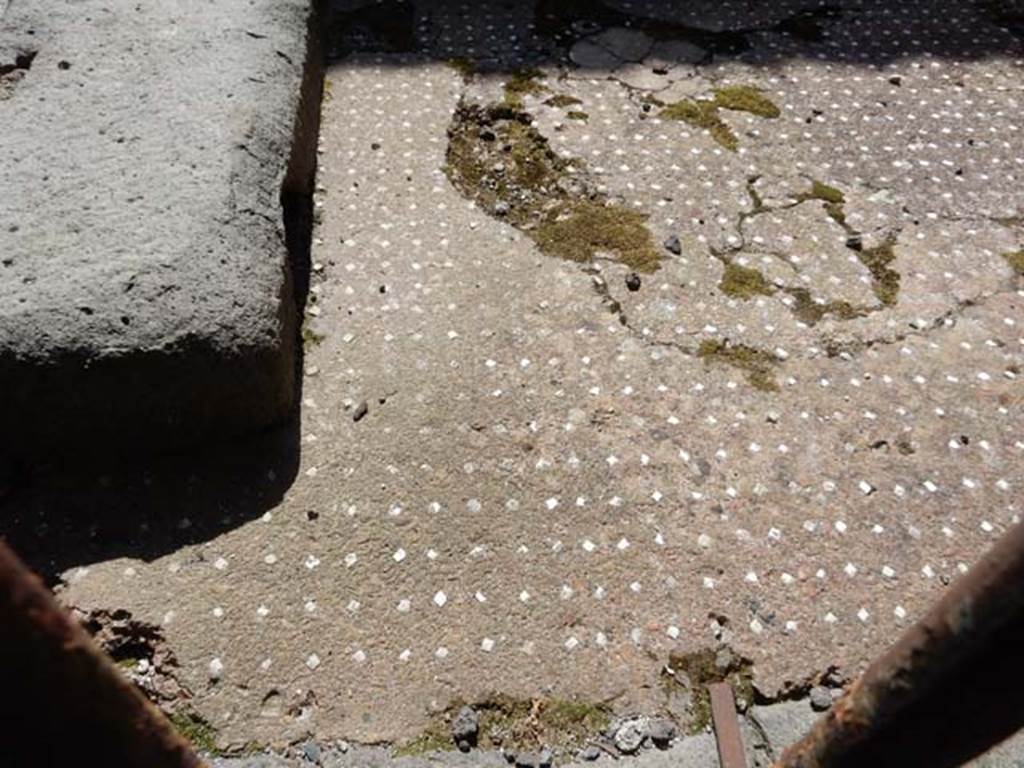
xmin=0 ymin=2 xmax=324 ymax=462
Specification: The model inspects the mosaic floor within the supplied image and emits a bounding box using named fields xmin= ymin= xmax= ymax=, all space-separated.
xmin=7 ymin=0 xmax=1023 ymax=753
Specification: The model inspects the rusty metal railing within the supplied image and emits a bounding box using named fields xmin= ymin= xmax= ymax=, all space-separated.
xmin=0 ymin=540 xmax=203 ymax=767
xmin=775 ymin=521 xmax=1024 ymax=768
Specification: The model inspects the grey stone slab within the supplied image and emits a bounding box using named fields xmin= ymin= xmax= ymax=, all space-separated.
xmin=749 ymin=700 xmax=818 ymax=757
xmin=587 ymin=28 xmax=652 ymax=63
xmin=211 ymin=737 xmax=721 ymax=768
xmin=207 ymin=726 xmax=1024 ymax=768
xmin=0 ymin=0 xmax=321 ymax=458
xmin=972 ymin=729 xmax=1024 ymax=768
xmin=751 ymin=700 xmax=1024 ymax=766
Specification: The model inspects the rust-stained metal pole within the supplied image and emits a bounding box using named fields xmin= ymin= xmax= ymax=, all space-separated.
xmin=709 ymin=682 xmax=748 ymax=768
xmin=0 ymin=540 xmax=204 ymax=768
xmin=776 ymin=522 xmax=1024 ymax=768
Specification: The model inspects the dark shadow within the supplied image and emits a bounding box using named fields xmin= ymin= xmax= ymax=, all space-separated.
xmin=323 ymin=0 xmax=1023 ymax=71
xmin=0 ymin=417 xmax=301 ymax=587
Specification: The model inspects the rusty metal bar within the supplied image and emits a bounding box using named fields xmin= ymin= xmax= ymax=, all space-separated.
xmin=0 ymin=540 xmax=204 ymax=768
xmin=776 ymin=522 xmax=1024 ymax=768
xmin=710 ymin=681 xmax=748 ymax=768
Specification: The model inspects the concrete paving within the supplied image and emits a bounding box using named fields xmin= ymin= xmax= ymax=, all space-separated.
xmin=0 ymin=0 xmax=320 ymax=457
xmin=2 ymin=0 xmax=1023 ymax=763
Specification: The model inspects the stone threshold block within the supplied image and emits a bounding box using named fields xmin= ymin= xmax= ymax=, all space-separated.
xmin=0 ymin=0 xmax=323 ymax=459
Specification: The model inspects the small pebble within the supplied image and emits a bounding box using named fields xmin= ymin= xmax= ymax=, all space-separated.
xmin=648 ymin=717 xmax=677 ymax=748
xmin=301 ymin=741 xmax=321 ymax=764
xmin=352 ymin=400 xmax=369 ymax=422
xmin=625 ymin=272 xmax=642 ymax=291
xmin=613 ymin=718 xmax=646 ymax=754
xmin=515 ymin=751 xmax=542 ymax=768
xmin=824 ymin=668 xmax=847 ymax=688
xmin=579 ymin=745 xmax=602 ymax=761
xmin=452 ymin=705 xmax=480 ymax=751
xmin=810 ymin=686 xmax=833 ymax=712
xmin=663 ymin=234 xmax=682 ymax=255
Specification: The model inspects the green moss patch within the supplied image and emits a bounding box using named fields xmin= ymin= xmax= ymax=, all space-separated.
xmin=663 ymin=647 xmax=755 ymax=734
xmin=534 ymin=200 xmax=661 ymax=272
xmin=566 ymin=110 xmax=589 ymax=121
xmin=544 ymin=94 xmax=582 ymax=108
xmin=170 ymin=711 xmax=220 ymax=755
xmin=446 ymin=57 xmax=476 ymax=80
xmin=302 ymin=321 xmax=324 ymax=350
xmin=858 ymin=239 xmax=901 ymax=306
xmin=444 ymin=101 xmax=661 ymax=272
xmin=823 ymin=201 xmax=846 ymax=226
xmin=698 ymin=339 xmax=781 ymax=392
xmin=444 ymin=103 xmax=564 ymax=225
xmin=504 ymin=68 xmax=547 ymax=109
xmin=712 ymin=85 xmax=781 ymax=118
xmin=659 ymin=86 xmax=778 ymax=151
xmin=1003 ymin=249 xmax=1024 ymax=275
xmin=795 ymin=180 xmax=847 ymax=225
xmin=804 ymin=180 xmax=844 ymax=205
xmin=397 ymin=695 xmax=611 ymax=756
xmin=719 ymin=261 xmax=775 ymax=298
xmin=784 ymin=287 xmax=864 ymax=325
xmin=745 ymin=176 xmax=767 ymax=214
xmin=397 ymin=729 xmax=452 ymax=757
xmin=660 ymin=99 xmax=737 ymax=151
